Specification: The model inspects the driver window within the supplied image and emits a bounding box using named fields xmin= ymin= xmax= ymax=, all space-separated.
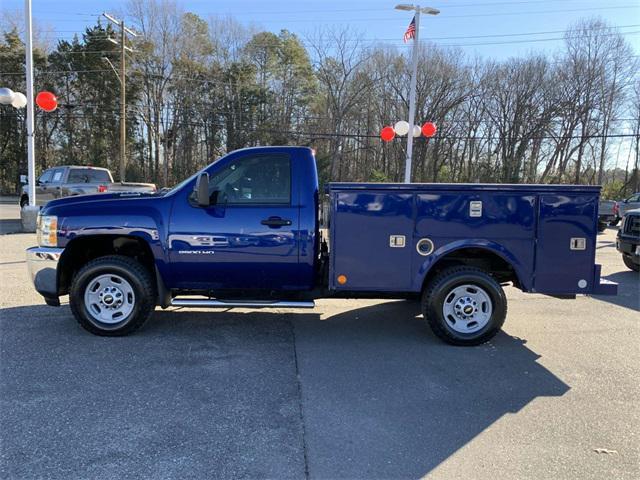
xmin=209 ymin=154 xmax=291 ymax=205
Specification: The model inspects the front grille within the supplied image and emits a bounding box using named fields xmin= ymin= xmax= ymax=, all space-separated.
xmin=624 ymin=215 xmax=640 ymax=236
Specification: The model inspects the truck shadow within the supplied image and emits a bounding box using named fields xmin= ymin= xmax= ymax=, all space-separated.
xmin=592 ymin=270 xmax=640 ymax=311
xmin=0 ymin=219 xmax=23 ymax=235
xmin=289 ymin=300 xmax=569 ymax=478
xmin=0 ymin=302 xmax=569 ymax=478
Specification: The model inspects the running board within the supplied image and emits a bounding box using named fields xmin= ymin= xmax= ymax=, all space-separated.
xmin=170 ymin=298 xmax=315 ymax=309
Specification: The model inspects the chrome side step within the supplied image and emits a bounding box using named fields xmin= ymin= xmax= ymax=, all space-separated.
xmin=170 ymin=298 xmax=315 ymax=309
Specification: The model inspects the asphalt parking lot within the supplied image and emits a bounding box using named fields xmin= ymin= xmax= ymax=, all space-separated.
xmin=0 ymin=200 xmax=638 ymax=480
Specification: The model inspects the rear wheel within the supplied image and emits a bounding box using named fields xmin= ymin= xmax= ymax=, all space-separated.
xmin=609 ymin=218 xmax=620 ymax=227
xmin=70 ymin=255 xmax=156 ymax=336
xmin=422 ymin=266 xmax=507 ymax=346
xmin=622 ymin=254 xmax=639 ymax=272
xmin=20 ymin=195 xmax=28 ymax=208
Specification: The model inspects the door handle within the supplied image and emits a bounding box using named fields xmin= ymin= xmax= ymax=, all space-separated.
xmin=261 ymin=216 xmax=292 ymax=228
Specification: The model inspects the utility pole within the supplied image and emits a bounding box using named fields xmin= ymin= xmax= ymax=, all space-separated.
xmin=102 ymin=12 xmax=137 ymax=182
xmin=395 ymin=4 xmax=440 ymax=183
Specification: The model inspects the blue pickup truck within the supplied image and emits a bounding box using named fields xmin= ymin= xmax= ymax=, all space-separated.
xmin=26 ymin=146 xmax=616 ymax=345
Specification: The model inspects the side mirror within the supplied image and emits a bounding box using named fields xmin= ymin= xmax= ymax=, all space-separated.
xmin=195 ymin=172 xmax=210 ymax=207
xmin=20 ymin=175 xmax=27 ymax=184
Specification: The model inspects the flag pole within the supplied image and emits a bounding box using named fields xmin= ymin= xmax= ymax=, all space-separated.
xmin=404 ymin=9 xmax=420 ymax=184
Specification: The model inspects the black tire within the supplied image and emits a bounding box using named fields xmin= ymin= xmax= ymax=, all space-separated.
xmin=422 ymin=266 xmax=507 ymax=346
xmin=70 ymin=255 xmax=156 ymax=336
xmin=597 ymin=221 xmax=607 ymax=233
xmin=622 ymin=254 xmax=639 ymax=272
xmin=20 ymin=195 xmax=28 ymax=208
xmin=609 ymin=218 xmax=620 ymax=227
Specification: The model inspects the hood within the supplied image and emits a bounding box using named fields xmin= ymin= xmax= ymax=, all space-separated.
xmin=42 ymin=191 xmax=160 ymax=212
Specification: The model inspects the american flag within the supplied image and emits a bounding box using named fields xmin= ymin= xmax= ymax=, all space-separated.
xmin=403 ymin=15 xmax=416 ymax=43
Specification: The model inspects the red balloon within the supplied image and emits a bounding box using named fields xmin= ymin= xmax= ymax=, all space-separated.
xmin=380 ymin=126 xmax=395 ymax=142
xmin=422 ymin=122 xmax=437 ymax=138
xmin=36 ymin=91 xmax=57 ymax=112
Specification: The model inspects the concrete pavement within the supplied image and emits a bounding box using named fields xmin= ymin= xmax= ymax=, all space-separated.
xmin=0 ymin=227 xmax=638 ymax=479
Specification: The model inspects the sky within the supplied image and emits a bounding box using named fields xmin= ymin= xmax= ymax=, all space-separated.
xmin=2 ymin=0 xmax=639 ymax=60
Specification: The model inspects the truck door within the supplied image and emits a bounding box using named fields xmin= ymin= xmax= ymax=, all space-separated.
xmin=35 ymin=169 xmax=55 ymax=205
xmin=167 ymin=152 xmax=302 ymax=291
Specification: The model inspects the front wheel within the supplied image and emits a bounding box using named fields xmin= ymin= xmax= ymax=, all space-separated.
xmin=422 ymin=266 xmax=507 ymax=346
xmin=70 ymin=255 xmax=156 ymax=336
xmin=622 ymin=254 xmax=639 ymax=272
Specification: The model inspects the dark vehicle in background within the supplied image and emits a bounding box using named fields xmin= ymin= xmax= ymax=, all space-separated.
xmin=598 ymin=199 xmax=619 ymax=231
xmin=616 ymin=208 xmax=640 ymax=272
xmin=617 ymin=192 xmax=640 ymax=221
xmin=19 ymin=166 xmax=156 ymax=207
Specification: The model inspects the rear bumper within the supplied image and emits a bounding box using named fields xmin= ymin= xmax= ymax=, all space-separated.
xmin=591 ymin=264 xmax=617 ymax=295
xmin=26 ymin=246 xmax=64 ymax=303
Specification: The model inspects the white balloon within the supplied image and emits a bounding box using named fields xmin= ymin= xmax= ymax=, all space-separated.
xmin=394 ymin=120 xmax=410 ymax=136
xmin=412 ymin=125 xmax=422 ymax=137
xmin=11 ymin=92 xmax=27 ymax=109
xmin=0 ymin=87 xmax=15 ymax=105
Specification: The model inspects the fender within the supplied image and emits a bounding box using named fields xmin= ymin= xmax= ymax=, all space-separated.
xmin=411 ymin=238 xmax=530 ymax=292
xmin=43 ymin=194 xmax=174 ymax=288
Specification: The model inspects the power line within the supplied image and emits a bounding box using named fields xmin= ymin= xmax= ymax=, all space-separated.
xmin=23 ymin=1 xmax=593 ymax=17
xmin=8 ymin=28 xmax=640 ymax=59
xmin=3 ymin=111 xmax=637 ymax=140
xmin=25 ymin=4 xmax=640 ymax=26
xmin=48 ymin=23 xmax=640 ymax=42
xmin=198 ymin=5 xmax=640 ymax=23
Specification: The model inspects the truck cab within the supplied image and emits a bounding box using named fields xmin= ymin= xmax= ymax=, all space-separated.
xmin=26 ymin=146 xmax=616 ymax=346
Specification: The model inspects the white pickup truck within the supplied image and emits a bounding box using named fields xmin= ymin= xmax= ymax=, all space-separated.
xmin=19 ymin=166 xmax=156 ymax=207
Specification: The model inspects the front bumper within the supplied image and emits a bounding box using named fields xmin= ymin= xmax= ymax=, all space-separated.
xmin=616 ymin=236 xmax=639 ymax=259
xmin=26 ymin=246 xmax=64 ymax=304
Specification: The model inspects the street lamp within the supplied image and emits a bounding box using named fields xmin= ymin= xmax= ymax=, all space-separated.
xmin=395 ymin=4 xmax=439 ymax=183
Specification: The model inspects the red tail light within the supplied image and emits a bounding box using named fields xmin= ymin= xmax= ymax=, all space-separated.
xmin=98 ymin=185 xmax=107 ymax=193
xmin=613 ymin=202 xmax=619 ymax=215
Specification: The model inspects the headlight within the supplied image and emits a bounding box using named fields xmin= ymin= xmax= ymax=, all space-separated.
xmin=37 ymin=215 xmax=58 ymax=247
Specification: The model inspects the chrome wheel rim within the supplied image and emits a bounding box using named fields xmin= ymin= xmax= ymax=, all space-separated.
xmin=442 ymin=284 xmax=493 ymax=334
xmin=84 ymin=274 xmax=135 ymax=325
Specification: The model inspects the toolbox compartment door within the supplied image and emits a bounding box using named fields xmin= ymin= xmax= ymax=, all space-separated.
xmin=330 ymin=191 xmax=414 ymax=291
xmin=534 ymin=194 xmax=598 ymax=294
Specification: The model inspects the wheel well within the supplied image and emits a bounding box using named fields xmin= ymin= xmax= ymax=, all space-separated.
xmin=20 ymin=194 xmax=28 ymax=206
xmin=58 ymin=235 xmax=156 ymax=295
xmin=421 ymin=247 xmax=520 ymax=291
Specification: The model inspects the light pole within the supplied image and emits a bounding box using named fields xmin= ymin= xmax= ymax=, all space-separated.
xmin=395 ymin=4 xmax=439 ymax=183
xmin=24 ymin=0 xmax=37 ymax=206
